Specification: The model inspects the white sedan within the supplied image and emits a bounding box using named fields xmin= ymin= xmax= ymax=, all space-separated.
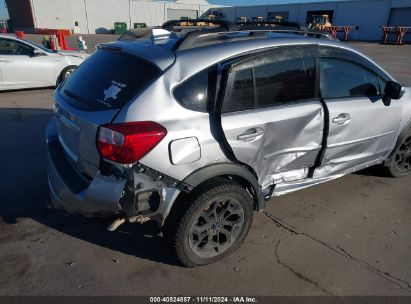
xmin=0 ymin=34 xmax=88 ymax=91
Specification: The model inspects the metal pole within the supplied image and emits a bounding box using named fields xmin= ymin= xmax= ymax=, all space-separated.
xmin=128 ymin=0 xmax=132 ymax=30
xmin=83 ymin=0 xmax=90 ymax=34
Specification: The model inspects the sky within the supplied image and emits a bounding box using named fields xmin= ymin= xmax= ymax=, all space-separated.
xmin=0 ymin=0 xmax=7 ymax=19
xmin=0 ymin=0 xmax=349 ymax=20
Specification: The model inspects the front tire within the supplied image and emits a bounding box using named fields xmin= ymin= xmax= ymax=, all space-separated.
xmin=387 ymin=130 xmax=411 ymax=177
xmin=164 ymin=180 xmax=254 ymax=267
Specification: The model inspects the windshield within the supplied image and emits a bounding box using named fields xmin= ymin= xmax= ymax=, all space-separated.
xmin=24 ymin=39 xmax=55 ymax=53
xmin=60 ymin=48 xmax=161 ymax=110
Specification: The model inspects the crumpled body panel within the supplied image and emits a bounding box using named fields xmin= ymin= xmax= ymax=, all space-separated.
xmin=315 ymin=95 xmax=402 ymax=178
xmin=221 ymin=100 xmax=324 ymax=189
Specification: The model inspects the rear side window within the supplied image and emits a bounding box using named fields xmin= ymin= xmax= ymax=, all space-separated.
xmin=320 ymin=58 xmax=384 ymax=98
xmin=222 ymin=68 xmax=254 ymax=113
xmin=222 ymin=58 xmax=316 ymax=113
xmin=255 ymin=58 xmax=315 ymax=107
xmin=60 ymin=49 xmax=161 ymax=110
xmin=173 ymin=68 xmax=215 ymax=112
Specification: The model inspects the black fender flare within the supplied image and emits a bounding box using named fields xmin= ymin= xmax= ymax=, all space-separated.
xmin=183 ymin=163 xmax=265 ymax=211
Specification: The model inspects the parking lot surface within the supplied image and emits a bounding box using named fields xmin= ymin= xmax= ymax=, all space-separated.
xmin=0 ymin=41 xmax=411 ymax=296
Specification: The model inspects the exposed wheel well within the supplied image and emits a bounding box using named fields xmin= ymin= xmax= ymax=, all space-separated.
xmin=198 ymin=175 xmax=258 ymax=206
xmin=385 ymin=120 xmax=411 ymax=166
xmin=165 ymin=173 xmax=260 ymax=223
xmin=57 ymin=65 xmax=77 ymax=86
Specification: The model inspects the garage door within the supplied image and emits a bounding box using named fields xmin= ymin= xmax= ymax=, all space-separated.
xmin=389 ymin=7 xmax=411 ymax=42
xmin=389 ymin=8 xmax=411 ymax=26
xmin=167 ymin=9 xmax=198 ymax=21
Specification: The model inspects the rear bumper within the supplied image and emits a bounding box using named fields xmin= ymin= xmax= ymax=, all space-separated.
xmin=46 ymin=117 xmax=125 ymax=217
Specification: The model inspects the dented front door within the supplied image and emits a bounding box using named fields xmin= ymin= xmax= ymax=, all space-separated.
xmin=314 ymin=57 xmax=402 ymax=177
xmin=219 ymin=47 xmax=324 ymax=189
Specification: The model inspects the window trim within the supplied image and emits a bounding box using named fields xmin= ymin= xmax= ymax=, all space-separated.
xmin=230 ymin=44 xmax=319 ymax=72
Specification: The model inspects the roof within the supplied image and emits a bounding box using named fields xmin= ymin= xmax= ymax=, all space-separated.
xmin=99 ymin=27 xmax=395 ymax=85
xmin=173 ymin=29 xmax=335 ymax=51
xmin=114 ymin=29 xmax=337 ymax=54
xmin=0 ymin=33 xmax=19 ymax=39
xmin=107 ymin=30 xmax=342 ymax=74
xmin=173 ymin=35 xmax=342 ymax=77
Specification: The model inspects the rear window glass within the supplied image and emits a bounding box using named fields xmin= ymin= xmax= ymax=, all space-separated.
xmin=60 ymin=49 xmax=161 ymax=110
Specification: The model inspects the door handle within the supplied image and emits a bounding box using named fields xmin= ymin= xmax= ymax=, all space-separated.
xmin=237 ymin=128 xmax=264 ymax=141
xmin=332 ymin=113 xmax=351 ymax=125
xmin=0 ymin=59 xmax=12 ymax=63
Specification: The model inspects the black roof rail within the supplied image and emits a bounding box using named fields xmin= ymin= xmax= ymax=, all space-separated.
xmin=117 ymin=19 xmax=336 ymax=50
xmin=175 ymin=29 xmax=337 ymax=51
xmin=118 ymin=18 xmax=234 ymax=42
xmin=236 ymin=21 xmax=302 ymax=30
xmin=162 ymin=19 xmax=237 ymax=32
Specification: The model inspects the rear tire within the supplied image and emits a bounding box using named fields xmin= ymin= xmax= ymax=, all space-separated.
xmin=163 ymin=179 xmax=253 ymax=267
xmin=387 ymin=129 xmax=411 ymax=177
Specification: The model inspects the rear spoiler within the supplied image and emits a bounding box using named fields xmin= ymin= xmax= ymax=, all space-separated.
xmin=118 ymin=28 xmax=178 ymax=42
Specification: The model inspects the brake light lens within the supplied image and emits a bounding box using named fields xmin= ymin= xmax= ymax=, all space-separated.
xmin=97 ymin=121 xmax=167 ymax=165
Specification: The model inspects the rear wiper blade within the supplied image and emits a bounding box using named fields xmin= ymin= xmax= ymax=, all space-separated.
xmin=64 ymin=89 xmax=80 ymax=100
xmin=63 ymin=89 xmax=111 ymax=109
xmin=63 ymin=89 xmax=89 ymax=104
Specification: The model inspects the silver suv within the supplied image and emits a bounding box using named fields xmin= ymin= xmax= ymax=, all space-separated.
xmin=46 ymin=28 xmax=411 ymax=267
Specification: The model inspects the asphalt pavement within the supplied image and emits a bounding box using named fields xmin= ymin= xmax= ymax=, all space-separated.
xmin=0 ymin=41 xmax=410 ymax=296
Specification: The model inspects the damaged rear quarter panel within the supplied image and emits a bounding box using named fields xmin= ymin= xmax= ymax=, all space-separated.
xmin=112 ymin=58 xmax=232 ymax=182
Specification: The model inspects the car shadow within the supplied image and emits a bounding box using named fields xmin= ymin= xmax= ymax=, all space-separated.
xmin=0 ymin=107 xmax=179 ymax=266
xmin=354 ymin=165 xmax=392 ymax=178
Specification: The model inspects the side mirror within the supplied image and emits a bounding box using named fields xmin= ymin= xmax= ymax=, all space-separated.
xmin=383 ymin=81 xmax=403 ymax=106
xmin=32 ymin=49 xmax=45 ymax=57
xmin=385 ymin=81 xmax=403 ymax=99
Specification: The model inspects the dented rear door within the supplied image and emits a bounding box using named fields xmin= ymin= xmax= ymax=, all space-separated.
xmin=219 ymin=46 xmax=325 ymax=188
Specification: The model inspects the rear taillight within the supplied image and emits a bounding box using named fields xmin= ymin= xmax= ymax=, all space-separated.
xmin=97 ymin=121 xmax=167 ymax=165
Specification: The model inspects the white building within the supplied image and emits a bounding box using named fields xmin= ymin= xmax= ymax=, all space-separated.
xmin=7 ymin=0 xmax=216 ymax=34
xmin=213 ymin=0 xmax=411 ymax=41
xmin=6 ymin=0 xmax=411 ymax=40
